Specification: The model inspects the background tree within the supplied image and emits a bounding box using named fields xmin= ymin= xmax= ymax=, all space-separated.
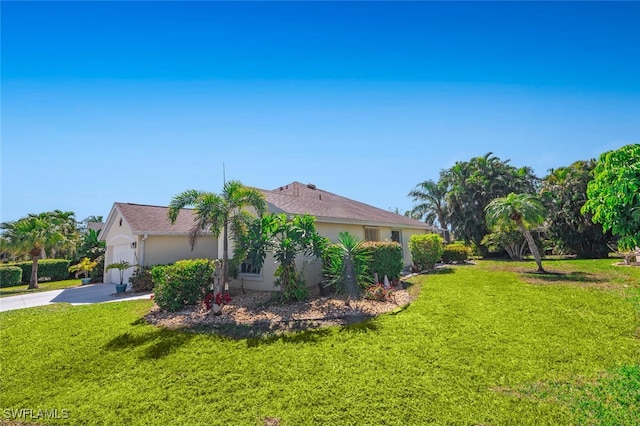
xmin=541 ymin=160 xmax=611 ymax=258
xmin=485 ymin=193 xmax=547 ymax=272
xmin=37 ymin=210 xmax=80 ymax=259
xmin=0 ymin=215 xmax=68 ymax=288
xmin=582 ymin=144 xmax=640 ymax=251
xmin=168 ymin=180 xmax=266 ymax=289
xmin=441 ymin=153 xmax=538 ymax=254
xmin=408 ymin=179 xmax=449 ymax=229
xmin=76 ymin=227 xmax=106 ymax=282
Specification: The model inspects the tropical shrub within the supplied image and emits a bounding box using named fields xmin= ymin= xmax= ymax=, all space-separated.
xmin=0 ymin=266 xmax=22 ymax=288
xmin=441 ymin=243 xmax=471 ymax=263
xmin=239 ymin=214 xmax=326 ymax=302
xmin=68 ymin=257 xmax=98 ymax=279
xmin=106 ymin=261 xmax=137 ymax=285
xmin=409 ymin=234 xmax=444 ymax=271
xmin=10 ymin=259 xmax=71 ymax=283
xmin=361 ymin=241 xmax=403 ymax=281
xmin=322 ymin=232 xmax=372 ymax=299
xmin=362 ymin=284 xmax=394 ymax=302
xmin=129 ymin=266 xmax=155 ymax=292
xmin=152 ymin=259 xmax=215 ymax=312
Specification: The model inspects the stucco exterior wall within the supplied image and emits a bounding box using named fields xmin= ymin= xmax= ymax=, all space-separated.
xmin=316 ymin=222 xmax=429 ymax=267
xmin=143 ymin=235 xmax=218 ymax=266
xmin=229 ymin=220 xmax=430 ymax=292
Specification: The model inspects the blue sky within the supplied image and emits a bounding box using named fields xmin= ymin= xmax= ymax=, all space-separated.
xmin=2 ymin=1 xmax=639 ymax=223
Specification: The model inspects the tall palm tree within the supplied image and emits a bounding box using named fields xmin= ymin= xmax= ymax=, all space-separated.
xmin=0 ymin=216 xmax=66 ymax=288
xmin=408 ymin=179 xmax=449 ymax=229
xmin=485 ymin=193 xmax=547 ymax=273
xmin=168 ymin=180 xmax=266 ymax=288
xmin=34 ymin=210 xmax=79 ymax=258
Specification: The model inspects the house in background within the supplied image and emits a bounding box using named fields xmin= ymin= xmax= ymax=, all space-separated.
xmin=101 ymin=182 xmax=438 ymax=290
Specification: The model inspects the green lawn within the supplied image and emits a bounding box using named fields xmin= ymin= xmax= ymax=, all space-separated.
xmin=1 ymin=259 xmax=638 ymax=425
xmin=0 ymin=279 xmax=83 ymax=298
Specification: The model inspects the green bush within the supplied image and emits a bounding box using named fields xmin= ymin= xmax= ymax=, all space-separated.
xmin=361 ymin=241 xmax=403 ymax=282
xmin=129 ymin=266 xmax=155 ymax=293
xmin=0 ymin=266 xmax=23 ymax=288
xmin=409 ymin=234 xmax=444 ymax=272
xmin=442 ymin=243 xmax=471 ymax=263
xmin=91 ymin=255 xmax=105 ymax=283
xmin=152 ymin=259 xmax=215 ymax=312
xmin=10 ymin=259 xmax=71 ymax=283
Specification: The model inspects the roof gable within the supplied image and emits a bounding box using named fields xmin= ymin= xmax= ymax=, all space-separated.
xmin=260 ymin=182 xmax=432 ymax=229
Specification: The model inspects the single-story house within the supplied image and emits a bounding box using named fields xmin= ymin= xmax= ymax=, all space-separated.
xmin=100 ymin=182 xmax=439 ymax=290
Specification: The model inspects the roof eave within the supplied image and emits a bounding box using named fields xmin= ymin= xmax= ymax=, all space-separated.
xmin=313 ymin=215 xmax=434 ymax=229
xmin=130 ymin=231 xmax=215 ymax=237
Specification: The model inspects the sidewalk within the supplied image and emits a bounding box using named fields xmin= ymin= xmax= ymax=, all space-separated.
xmin=0 ymin=283 xmax=152 ymax=312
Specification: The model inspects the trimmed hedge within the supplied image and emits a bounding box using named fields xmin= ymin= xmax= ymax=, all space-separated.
xmin=0 ymin=266 xmax=23 ymax=288
xmin=442 ymin=243 xmax=471 ymax=263
xmin=409 ymin=234 xmax=444 ymax=272
xmin=362 ymin=241 xmax=403 ymax=282
xmin=9 ymin=259 xmax=71 ymax=283
xmin=152 ymin=259 xmax=215 ymax=312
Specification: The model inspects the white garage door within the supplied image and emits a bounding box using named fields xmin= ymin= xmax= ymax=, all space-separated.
xmin=110 ymin=243 xmax=136 ymax=285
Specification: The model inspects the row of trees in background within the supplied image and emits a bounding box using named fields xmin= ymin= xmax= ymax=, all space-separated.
xmin=0 ymin=212 xmax=105 ymax=288
xmin=409 ymin=144 xmax=639 ymax=260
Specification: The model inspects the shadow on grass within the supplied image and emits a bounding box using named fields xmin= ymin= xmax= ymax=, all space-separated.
xmin=523 ymin=271 xmax=607 ymax=284
xmin=104 ymin=329 xmax=197 ymax=360
xmin=339 ymin=318 xmax=380 ymax=334
xmin=245 ymin=327 xmax=334 ymax=348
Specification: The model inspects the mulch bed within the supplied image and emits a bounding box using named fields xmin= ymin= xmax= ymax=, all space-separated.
xmin=145 ymin=284 xmax=415 ymax=338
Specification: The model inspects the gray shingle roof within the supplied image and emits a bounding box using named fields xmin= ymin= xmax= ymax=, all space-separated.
xmin=110 ymin=182 xmax=431 ymax=234
xmin=260 ymin=182 xmax=431 ymax=229
xmin=114 ymin=203 xmax=210 ymax=235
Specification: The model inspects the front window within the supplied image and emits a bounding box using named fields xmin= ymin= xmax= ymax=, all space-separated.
xmin=364 ymin=227 xmax=380 ymax=242
xmin=240 ymin=261 xmax=260 ymax=275
xmin=391 ymin=230 xmax=402 ymax=244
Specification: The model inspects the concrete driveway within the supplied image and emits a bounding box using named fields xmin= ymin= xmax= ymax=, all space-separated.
xmin=0 ymin=283 xmax=152 ymax=312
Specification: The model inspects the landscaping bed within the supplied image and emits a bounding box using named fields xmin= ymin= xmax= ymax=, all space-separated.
xmin=145 ymin=285 xmax=414 ymax=337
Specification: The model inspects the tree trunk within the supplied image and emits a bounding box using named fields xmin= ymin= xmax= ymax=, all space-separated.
xmin=343 ymin=254 xmax=359 ymax=302
xmin=222 ymin=220 xmax=229 ymax=295
xmin=519 ymin=223 xmax=545 ymax=273
xmin=29 ymin=255 xmax=39 ymax=289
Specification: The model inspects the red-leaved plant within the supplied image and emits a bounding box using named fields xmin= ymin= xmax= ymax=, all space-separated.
xmin=204 ymin=292 xmax=232 ymax=310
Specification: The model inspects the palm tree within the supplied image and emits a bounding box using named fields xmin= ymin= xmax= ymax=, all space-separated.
xmin=408 ymin=179 xmax=449 ymax=229
xmin=168 ymin=180 xmax=266 ymax=289
xmin=35 ymin=210 xmax=79 ymax=258
xmin=0 ymin=216 xmax=66 ymax=288
xmin=485 ymin=193 xmax=547 ymax=273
